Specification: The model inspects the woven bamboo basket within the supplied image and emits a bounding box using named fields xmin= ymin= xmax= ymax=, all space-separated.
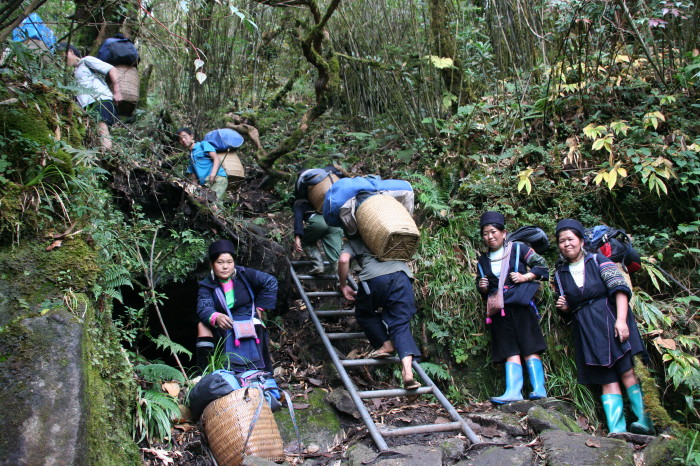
xmin=220 ymin=152 xmax=245 ymax=180
xmin=356 ymin=194 xmax=419 ymax=261
xmin=112 ymin=65 xmax=139 ymax=115
xmin=201 ymin=388 xmax=284 ymax=466
xmin=308 ymin=173 xmax=339 ymax=213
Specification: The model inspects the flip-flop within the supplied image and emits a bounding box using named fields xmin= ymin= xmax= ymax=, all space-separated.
xmin=367 ymin=350 xmax=393 ymax=359
xmin=403 ymin=379 xmax=421 ymax=390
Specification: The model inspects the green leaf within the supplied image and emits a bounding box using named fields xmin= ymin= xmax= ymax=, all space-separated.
xmin=425 ymin=55 xmax=455 ymax=69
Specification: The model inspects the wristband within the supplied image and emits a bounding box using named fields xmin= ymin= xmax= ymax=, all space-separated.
xmin=209 ymin=312 xmax=220 ymax=327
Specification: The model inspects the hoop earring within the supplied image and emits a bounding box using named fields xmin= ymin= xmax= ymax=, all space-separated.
xmin=210 ymin=269 xmax=215 ymax=281
xmin=230 ymin=267 xmax=237 ymax=278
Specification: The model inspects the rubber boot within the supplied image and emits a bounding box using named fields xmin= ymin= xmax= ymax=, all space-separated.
xmin=303 ymin=246 xmax=325 ymax=275
xmin=490 ymin=362 xmax=524 ymax=404
xmin=196 ymin=337 xmax=215 ymax=374
xmin=627 ymin=384 xmax=655 ymax=435
xmin=526 ymin=358 xmax=547 ymax=400
xmin=601 ymin=394 xmax=627 ymax=434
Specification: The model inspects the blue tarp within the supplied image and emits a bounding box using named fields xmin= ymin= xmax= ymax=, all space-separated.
xmin=12 ymin=13 xmax=56 ymax=48
xmin=203 ymin=128 xmax=244 ymax=151
xmin=323 ymin=177 xmax=414 ymax=231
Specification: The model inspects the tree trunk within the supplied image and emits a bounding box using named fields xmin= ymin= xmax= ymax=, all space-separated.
xmin=428 ymin=0 xmax=472 ymax=111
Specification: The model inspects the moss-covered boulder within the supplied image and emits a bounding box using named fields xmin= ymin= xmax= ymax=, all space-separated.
xmin=0 ymin=243 xmax=140 ymax=464
xmin=527 ymin=405 xmax=583 ymax=434
xmin=540 ymin=429 xmax=634 ymax=466
xmin=274 ymin=387 xmax=344 ymax=453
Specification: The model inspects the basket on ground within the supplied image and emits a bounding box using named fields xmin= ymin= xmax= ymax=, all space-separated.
xmin=220 ymin=152 xmax=245 ymax=180
xmin=308 ymin=173 xmax=339 ymax=212
xmin=356 ymin=194 xmax=419 ymax=261
xmin=201 ymin=388 xmax=284 ymax=466
xmin=112 ymin=65 xmax=139 ymax=115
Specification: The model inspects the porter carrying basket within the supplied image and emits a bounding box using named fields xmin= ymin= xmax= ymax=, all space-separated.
xmin=201 ymin=387 xmax=284 ymax=466
xmin=220 ymin=152 xmax=245 ymax=180
xmin=356 ymin=194 xmax=419 ymax=261
xmin=112 ymin=65 xmax=139 ymax=115
xmin=308 ymin=173 xmax=339 ymax=213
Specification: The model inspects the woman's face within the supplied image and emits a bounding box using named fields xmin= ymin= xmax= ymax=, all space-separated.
xmin=481 ymin=225 xmax=506 ymax=251
xmin=212 ymin=253 xmax=235 ymax=280
xmin=558 ymin=230 xmax=583 ymax=261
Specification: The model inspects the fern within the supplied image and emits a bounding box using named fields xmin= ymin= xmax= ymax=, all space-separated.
xmin=133 ymin=387 xmax=180 ymax=443
xmin=418 ymin=362 xmax=451 ymax=381
xmin=135 ymin=363 xmax=185 ymax=384
xmin=151 ymin=334 xmax=193 ymax=360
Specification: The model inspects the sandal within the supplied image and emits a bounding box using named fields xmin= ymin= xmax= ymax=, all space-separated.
xmin=367 ymin=349 xmax=393 ymax=359
xmin=403 ymin=379 xmax=421 ymax=390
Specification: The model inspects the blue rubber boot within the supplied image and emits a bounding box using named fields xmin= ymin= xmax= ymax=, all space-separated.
xmin=627 ymin=384 xmax=655 ymax=435
xmin=601 ymin=394 xmax=627 ymax=434
xmin=526 ymin=358 xmax=547 ymax=400
xmin=490 ymin=362 xmax=524 ymax=404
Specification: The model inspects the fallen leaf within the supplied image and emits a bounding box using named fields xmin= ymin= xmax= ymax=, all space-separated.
xmin=480 ymin=427 xmax=503 ymax=438
xmin=293 ymin=403 xmax=310 ymax=410
xmin=396 ymin=416 xmax=412 ymax=423
xmin=372 ymin=399 xmax=382 ymax=409
xmin=162 ymin=382 xmax=180 ymax=397
xmin=577 ymin=415 xmax=590 ymax=430
xmin=46 ymin=240 xmax=62 ymax=251
xmin=655 ymin=337 xmax=677 ymax=350
xmin=308 ymin=377 xmax=323 ymax=386
xmin=305 ymin=444 xmax=320 ymax=453
xmin=434 ymin=416 xmax=451 ymax=424
xmin=586 ymin=438 xmax=601 ymax=448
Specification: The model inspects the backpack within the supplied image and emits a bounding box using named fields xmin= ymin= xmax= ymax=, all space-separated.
xmin=96 ymin=34 xmax=139 ymax=66
xmin=187 ymin=369 xmax=242 ymax=420
xmin=584 ymin=225 xmax=642 ymax=273
xmin=203 ymin=128 xmax=245 ymax=151
xmin=507 ymin=226 xmax=550 ymax=254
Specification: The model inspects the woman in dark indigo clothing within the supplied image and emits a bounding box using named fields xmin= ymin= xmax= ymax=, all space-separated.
xmin=477 ymin=211 xmax=549 ymax=404
xmin=195 ymin=239 xmax=277 ymax=374
xmin=554 ymin=219 xmax=654 ymax=435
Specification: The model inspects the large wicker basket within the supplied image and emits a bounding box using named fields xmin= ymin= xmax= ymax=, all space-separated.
xmin=112 ymin=65 xmax=139 ymax=115
xmin=356 ymin=194 xmax=420 ymax=261
xmin=308 ymin=173 xmax=339 ymax=213
xmin=201 ymin=388 xmax=284 ymax=465
xmin=220 ymin=152 xmax=245 ymax=180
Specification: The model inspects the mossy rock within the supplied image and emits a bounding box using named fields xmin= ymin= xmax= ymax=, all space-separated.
xmin=274 ymin=387 xmax=344 ymax=452
xmin=527 ymin=405 xmax=583 ymax=434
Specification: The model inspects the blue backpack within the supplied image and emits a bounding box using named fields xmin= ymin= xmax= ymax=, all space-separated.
xmin=203 ymin=128 xmax=244 ymax=151
xmin=97 ymin=34 xmax=139 ymax=66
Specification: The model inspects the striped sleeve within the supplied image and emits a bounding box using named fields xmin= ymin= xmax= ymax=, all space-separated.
xmin=597 ymin=254 xmax=631 ymax=298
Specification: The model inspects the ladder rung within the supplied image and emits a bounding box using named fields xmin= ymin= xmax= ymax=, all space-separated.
xmin=290 ymin=260 xmax=330 ymax=265
xmin=297 ymin=274 xmax=337 ymax=280
xmin=378 ymin=421 xmax=463 ymax=437
xmin=357 ymin=387 xmax=433 ymax=398
xmin=327 ymin=332 xmax=366 ymax=340
xmin=314 ymin=309 xmax=355 ymax=317
xmin=341 ymin=358 xmax=399 ymax=366
xmin=306 ymin=291 xmax=342 ymax=297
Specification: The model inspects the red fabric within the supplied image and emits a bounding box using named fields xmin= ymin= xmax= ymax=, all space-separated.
xmin=600 ymin=243 xmax=612 ymax=257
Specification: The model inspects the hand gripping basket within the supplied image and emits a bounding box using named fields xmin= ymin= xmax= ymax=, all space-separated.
xmin=308 ymin=173 xmax=339 ymax=213
xmin=220 ymin=152 xmax=245 ymax=180
xmin=356 ymin=194 xmax=420 ymax=261
xmin=201 ymin=387 xmax=284 ymax=465
xmin=112 ymin=65 xmax=139 ymax=115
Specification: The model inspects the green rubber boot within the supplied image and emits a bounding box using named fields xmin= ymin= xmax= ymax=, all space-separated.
xmin=303 ymin=246 xmax=325 ymax=275
xmin=601 ymin=393 xmax=627 ymax=434
xmin=627 ymin=384 xmax=655 ymax=435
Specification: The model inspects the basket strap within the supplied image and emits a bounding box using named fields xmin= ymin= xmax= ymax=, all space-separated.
xmin=242 ymin=386 xmax=266 ymax=454
xmin=280 ymin=389 xmax=301 ymax=451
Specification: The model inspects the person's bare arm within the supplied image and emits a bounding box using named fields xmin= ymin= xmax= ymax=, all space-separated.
xmin=337 ymin=252 xmax=356 ymax=301
xmin=208 ymin=152 xmax=222 ymax=183
xmin=107 ymin=67 xmax=123 ymax=102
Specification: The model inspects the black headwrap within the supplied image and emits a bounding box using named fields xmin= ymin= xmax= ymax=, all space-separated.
xmin=479 ymin=211 xmax=505 ymax=229
xmin=555 ymin=219 xmax=584 ymax=238
xmin=208 ymin=239 xmax=236 ymax=261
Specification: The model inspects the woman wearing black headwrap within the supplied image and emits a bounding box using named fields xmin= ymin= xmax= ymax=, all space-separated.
xmin=554 ymin=219 xmax=654 ymax=435
xmin=194 ymin=239 xmax=278 ymax=374
xmin=477 ymin=211 xmax=549 ymax=404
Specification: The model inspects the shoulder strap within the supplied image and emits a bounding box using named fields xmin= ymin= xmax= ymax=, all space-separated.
xmin=554 ymin=270 xmax=565 ymax=296
xmin=477 ymin=262 xmax=485 ymax=278
xmin=237 ymin=269 xmax=257 ymax=319
xmin=513 ymin=242 xmax=520 ymax=273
